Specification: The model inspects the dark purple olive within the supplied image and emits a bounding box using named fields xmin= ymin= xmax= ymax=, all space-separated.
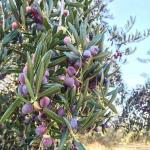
xmin=67 ymin=66 xmax=76 ymax=77
xmin=70 ymin=105 xmax=76 ymax=113
xmin=38 ymin=112 xmax=47 ymax=121
xmin=57 ymin=107 xmax=65 ymax=117
xmin=89 ymin=77 xmax=97 ymax=89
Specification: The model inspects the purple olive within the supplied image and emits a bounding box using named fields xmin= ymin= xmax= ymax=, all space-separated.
xmin=63 ymin=36 xmax=71 ymax=45
xmin=38 ymin=112 xmax=47 ymax=121
xmin=18 ymin=84 xmax=23 ymax=94
xmin=89 ymin=78 xmax=97 ymax=89
xmin=22 ymin=85 xmax=28 ymax=95
xmin=42 ymin=135 xmax=53 ymax=148
xmin=23 ymin=65 xmax=27 ymax=73
xmin=63 ymin=9 xmax=69 ymax=16
xmin=83 ymin=50 xmax=92 ymax=59
xmin=74 ymin=79 xmax=80 ymax=88
xmin=18 ymin=73 xmax=25 ymax=85
xmin=70 ymin=105 xmax=76 ymax=113
xmin=40 ymin=97 xmax=51 ymax=107
xmin=42 ymin=76 xmax=48 ymax=84
xmin=90 ymin=46 xmax=99 ymax=55
xmin=26 ymin=6 xmax=32 ymax=13
xmin=36 ymin=23 xmax=44 ymax=30
xmin=64 ymin=77 xmax=75 ymax=88
xmin=70 ymin=143 xmax=78 ymax=150
xmin=11 ymin=22 xmax=18 ymax=30
xmin=74 ymin=60 xmax=82 ymax=69
xmin=104 ymin=122 xmax=111 ymax=128
xmin=22 ymin=103 xmax=33 ymax=114
xmin=114 ymin=54 xmax=118 ymax=59
xmin=57 ymin=107 xmax=65 ymax=117
xmin=35 ymin=124 xmax=46 ymax=136
xmin=70 ymin=118 xmax=78 ymax=128
xmin=58 ymin=75 xmax=65 ymax=81
xmin=67 ymin=66 xmax=76 ymax=77
xmin=44 ymin=69 xmax=49 ymax=77
xmin=31 ymin=6 xmax=43 ymax=24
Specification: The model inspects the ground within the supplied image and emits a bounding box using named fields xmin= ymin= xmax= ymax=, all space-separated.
xmin=86 ymin=142 xmax=150 ymax=150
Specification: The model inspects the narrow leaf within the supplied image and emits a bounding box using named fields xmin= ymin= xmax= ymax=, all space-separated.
xmin=80 ymin=22 xmax=87 ymax=48
xmin=25 ymin=75 xmax=35 ymax=99
xmin=0 ymin=99 xmax=21 ymax=124
xmin=74 ymin=141 xmax=86 ymax=150
xmin=27 ymin=52 xmax=34 ymax=83
xmin=47 ymin=0 xmax=53 ymax=16
xmin=9 ymin=0 xmax=21 ymax=22
xmin=17 ymin=94 xmax=30 ymax=103
xmin=39 ymin=84 xmax=62 ymax=97
xmin=41 ymin=50 xmax=51 ymax=70
xmin=44 ymin=108 xmax=64 ymax=124
xmin=66 ymin=43 xmax=80 ymax=54
xmin=35 ymin=61 xmax=45 ymax=96
xmin=110 ymin=89 xmax=118 ymax=103
xmin=43 ymin=17 xmax=51 ymax=30
xmin=58 ymin=130 xmax=69 ymax=150
xmin=2 ymin=30 xmax=18 ymax=45
xmin=87 ymin=34 xmax=104 ymax=48
xmin=63 ymin=52 xmax=79 ymax=60
xmin=20 ymin=6 xmax=25 ymax=26
xmin=49 ymin=56 xmax=66 ymax=67
xmin=68 ymin=22 xmax=80 ymax=45
xmin=63 ymin=117 xmax=76 ymax=140
xmin=66 ymin=2 xmax=84 ymax=8
xmin=80 ymin=110 xmax=106 ymax=132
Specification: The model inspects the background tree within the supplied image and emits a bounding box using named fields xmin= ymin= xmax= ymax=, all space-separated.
xmin=114 ymin=81 xmax=150 ymax=143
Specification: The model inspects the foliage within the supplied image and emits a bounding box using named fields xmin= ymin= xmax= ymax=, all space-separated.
xmin=0 ymin=0 xmax=119 ymax=149
xmin=115 ymin=82 xmax=150 ymax=143
xmin=0 ymin=0 xmax=150 ymax=149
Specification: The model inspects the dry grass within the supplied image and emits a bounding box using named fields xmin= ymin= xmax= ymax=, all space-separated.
xmin=81 ymin=132 xmax=150 ymax=150
xmin=80 ymin=128 xmax=150 ymax=150
xmin=86 ymin=141 xmax=111 ymax=150
xmin=86 ymin=142 xmax=150 ymax=150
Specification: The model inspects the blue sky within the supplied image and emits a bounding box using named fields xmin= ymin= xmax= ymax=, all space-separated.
xmin=108 ymin=0 xmax=150 ymax=89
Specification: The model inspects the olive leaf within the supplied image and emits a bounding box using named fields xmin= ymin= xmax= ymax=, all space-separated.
xmin=0 ymin=99 xmax=21 ymax=124
xmin=27 ymin=52 xmax=34 ymax=83
xmin=44 ymin=108 xmax=64 ymax=124
xmin=9 ymin=0 xmax=21 ymax=22
xmin=39 ymin=84 xmax=63 ymax=97
xmin=35 ymin=61 xmax=45 ymax=96
xmin=58 ymin=130 xmax=69 ymax=150
xmin=74 ymin=140 xmax=86 ymax=150
xmin=24 ymin=75 xmax=35 ymax=100
xmin=2 ymin=30 xmax=18 ymax=45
